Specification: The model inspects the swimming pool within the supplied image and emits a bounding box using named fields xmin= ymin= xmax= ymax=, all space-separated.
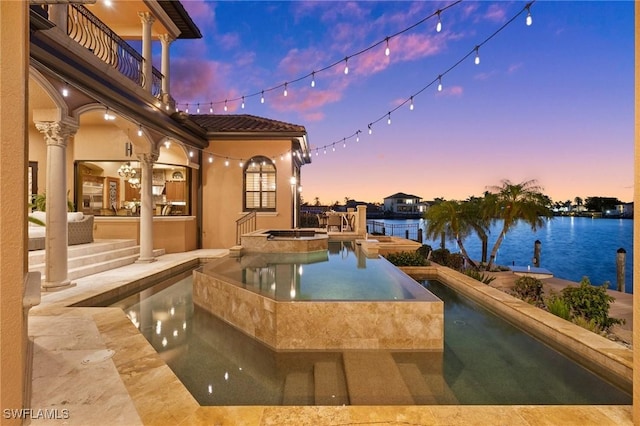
xmin=110 ymin=273 xmax=631 ymax=406
xmin=193 ymin=241 xmax=443 ymax=350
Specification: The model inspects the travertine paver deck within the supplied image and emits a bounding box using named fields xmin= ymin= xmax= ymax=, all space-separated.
xmin=27 ymin=246 xmax=634 ymax=425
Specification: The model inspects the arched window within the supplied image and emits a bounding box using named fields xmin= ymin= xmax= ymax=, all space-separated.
xmin=244 ymin=156 xmax=276 ymax=211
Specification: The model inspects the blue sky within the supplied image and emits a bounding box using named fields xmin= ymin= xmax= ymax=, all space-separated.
xmin=171 ymin=1 xmax=634 ymax=205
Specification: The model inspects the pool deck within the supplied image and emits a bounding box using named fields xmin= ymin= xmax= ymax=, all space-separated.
xmin=26 ymin=248 xmax=634 ymax=425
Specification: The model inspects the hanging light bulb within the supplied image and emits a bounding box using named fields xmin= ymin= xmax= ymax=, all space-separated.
xmin=61 ymin=83 xmax=69 ymax=97
xmin=209 ymin=103 xmax=213 ymax=113
xmin=332 ymin=145 xmax=335 ymax=152
xmin=343 ymin=138 xmax=346 ymax=148
xmin=189 ymin=150 xmax=194 ymax=158
xmin=436 ymin=11 xmax=442 ymax=33
xmin=283 ymin=83 xmax=288 ymax=97
xmin=196 ymin=103 xmax=200 ymax=114
xmin=311 ymin=71 xmax=316 ymax=88
xmin=224 ymin=100 xmax=228 ymax=112
xmin=208 ymin=154 xmax=213 ymax=163
xmin=437 ymin=75 xmax=443 ymax=92
xmin=315 ymin=150 xmax=319 ymax=156
xmin=409 ymin=96 xmax=414 ymax=111
xmin=261 ymin=91 xmax=265 ymax=104
xmin=343 ymin=57 xmax=349 ymax=75
xmin=241 ymin=96 xmax=245 ymax=109
xmin=224 ymin=158 xmax=229 ymax=167
xmin=387 ymin=112 xmax=391 ymax=125
xmin=239 ymin=159 xmax=244 ymax=167
xmin=525 ymin=5 xmax=532 ymax=26
xmin=368 ymin=124 xmax=373 ymax=135
xmin=164 ymin=140 xmax=171 ymax=149
xmin=474 ymin=46 xmax=480 ymax=65
xmin=137 ymin=124 xmax=143 ymax=136
xmin=185 ymin=104 xmax=189 ymax=114
xmin=323 ymin=148 xmax=327 ymax=154
xmin=384 ymin=37 xmax=390 ymax=57
xmin=356 ymin=130 xmax=360 ymax=142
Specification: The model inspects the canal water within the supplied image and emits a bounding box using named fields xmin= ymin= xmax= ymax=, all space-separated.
xmin=369 ymin=217 xmax=634 ymax=293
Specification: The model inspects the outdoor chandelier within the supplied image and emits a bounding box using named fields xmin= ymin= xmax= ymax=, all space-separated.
xmin=118 ymin=162 xmax=136 ymax=179
xmin=128 ymin=177 xmax=141 ymax=189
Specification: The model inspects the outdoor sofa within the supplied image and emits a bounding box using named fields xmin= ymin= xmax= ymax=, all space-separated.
xmin=28 ymin=211 xmax=94 ymax=251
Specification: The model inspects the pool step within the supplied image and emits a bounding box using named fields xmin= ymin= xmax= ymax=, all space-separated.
xmin=313 ymin=361 xmax=349 ymax=405
xmin=342 ymin=351 xmax=414 ymax=405
xmin=282 ymin=372 xmax=314 ymax=405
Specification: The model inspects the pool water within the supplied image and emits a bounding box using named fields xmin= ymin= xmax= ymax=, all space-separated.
xmin=111 ymin=272 xmax=631 ymax=406
xmin=203 ymin=241 xmax=432 ymax=301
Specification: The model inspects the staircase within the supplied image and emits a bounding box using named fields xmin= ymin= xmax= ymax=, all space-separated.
xmin=281 ymin=352 xmax=458 ymax=406
xmin=28 ymin=239 xmax=165 ymax=282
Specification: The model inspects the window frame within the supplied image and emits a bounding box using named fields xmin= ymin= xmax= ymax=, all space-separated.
xmin=243 ymin=156 xmax=277 ymax=212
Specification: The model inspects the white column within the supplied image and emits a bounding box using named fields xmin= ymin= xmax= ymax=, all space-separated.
xmin=138 ymin=12 xmax=155 ymax=94
xmin=159 ymin=34 xmax=173 ymax=103
xmin=35 ymin=121 xmax=78 ymax=289
xmin=136 ymin=151 xmax=158 ymax=262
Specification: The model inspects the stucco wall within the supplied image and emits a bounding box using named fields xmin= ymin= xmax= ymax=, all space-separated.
xmin=201 ymin=139 xmax=297 ymax=248
xmin=0 ymin=1 xmax=27 ymax=423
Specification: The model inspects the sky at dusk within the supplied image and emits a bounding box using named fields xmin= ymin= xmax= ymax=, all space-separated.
xmin=168 ymin=1 xmax=633 ymax=205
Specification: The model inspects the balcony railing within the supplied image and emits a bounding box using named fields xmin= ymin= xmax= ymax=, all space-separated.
xmin=66 ymin=5 xmax=163 ymax=98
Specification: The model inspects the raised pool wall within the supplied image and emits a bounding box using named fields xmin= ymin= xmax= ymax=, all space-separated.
xmin=401 ymin=264 xmax=633 ymax=394
xmin=192 ymin=268 xmax=444 ymax=351
xmin=239 ymin=229 xmax=329 ymax=253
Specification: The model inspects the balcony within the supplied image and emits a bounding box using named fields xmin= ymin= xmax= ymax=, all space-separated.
xmin=32 ymin=4 xmax=163 ymax=99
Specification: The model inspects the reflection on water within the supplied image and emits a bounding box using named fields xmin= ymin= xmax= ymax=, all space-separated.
xmin=376 ymin=217 xmax=634 ymax=293
xmin=200 ymin=241 xmax=431 ymax=301
xmin=111 ymin=271 xmax=631 ymax=406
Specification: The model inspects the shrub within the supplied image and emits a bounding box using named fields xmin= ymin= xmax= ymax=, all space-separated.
xmin=384 ymin=251 xmax=429 ymax=267
xmin=416 ymin=244 xmax=432 ymax=260
xmin=561 ymin=277 xmax=623 ymax=331
xmin=546 ymin=294 xmax=571 ymax=320
xmin=464 ymin=270 xmax=496 ymax=285
xmin=572 ymin=316 xmax=600 ymax=333
xmin=513 ymin=276 xmax=544 ymax=306
xmin=430 ymin=248 xmax=465 ymax=270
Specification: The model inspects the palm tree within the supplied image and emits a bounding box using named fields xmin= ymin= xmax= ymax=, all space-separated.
xmin=464 ymin=195 xmax=495 ymax=265
xmin=485 ymin=179 xmax=553 ymax=270
xmin=425 ymin=200 xmax=477 ymax=268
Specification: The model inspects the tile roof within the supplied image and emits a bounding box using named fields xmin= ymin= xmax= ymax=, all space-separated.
xmin=190 ymin=114 xmax=307 ymax=135
xmin=384 ymin=192 xmax=422 ymax=200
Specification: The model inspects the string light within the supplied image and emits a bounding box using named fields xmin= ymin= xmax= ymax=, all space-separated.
xmin=387 ymin=112 xmax=392 ymax=125
xmin=368 ymin=124 xmax=373 ymax=135
xmin=196 ymin=103 xmax=200 ymax=114
xmin=137 ymin=124 xmax=143 ymax=136
xmin=283 ymin=83 xmax=288 ymax=97
xmin=209 ymin=103 xmax=214 ymax=113
xmin=474 ymin=46 xmax=480 ymax=65
xmin=176 ymin=1 xmax=463 ymax=111
xmin=208 ymin=154 xmax=213 ymax=163
xmin=436 ymin=10 xmax=442 ymax=32
xmin=62 ymin=83 xmax=69 ymax=97
xmin=225 ymin=158 xmax=229 ymax=167
xmin=437 ymin=75 xmax=443 ymax=92
xmin=526 ymin=4 xmax=533 ymax=26
xmin=185 ymin=104 xmax=189 ymax=114
xmin=260 ymin=91 xmax=265 ymax=104
xmin=343 ymin=138 xmax=346 ymax=148
xmin=409 ymin=96 xmax=414 ymax=111
xmin=224 ymin=100 xmax=228 ymax=112
xmin=241 ymin=97 xmax=245 ymax=109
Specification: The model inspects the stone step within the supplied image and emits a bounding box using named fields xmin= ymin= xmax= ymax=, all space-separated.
xmin=342 ymin=351 xmax=414 ymax=405
xmin=397 ymin=363 xmax=438 ymax=404
xmin=28 ymin=239 xmax=137 ymax=265
xmin=282 ymin=372 xmax=314 ymax=406
xmin=313 ymin=361 xmax=349 ymax=406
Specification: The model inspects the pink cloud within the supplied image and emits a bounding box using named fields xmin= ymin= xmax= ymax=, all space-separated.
xmin=484 ymin=4 xmax=507 ymax=23
xmin=171 ymin=58 xmax=239 ymax=107
xmin=181 ymin=0 xmax=216 ymax=28
xmin=507 ymin=62 xmax=523 ymax=74
xmin=216 ymin=32 xmax=241 ymax=50
xmin=436 ymin=85 xmax=464 ymax=97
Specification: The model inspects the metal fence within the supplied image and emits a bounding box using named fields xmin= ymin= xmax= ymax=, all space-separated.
xmin=366 ymin=221 xmax=422 ymax=242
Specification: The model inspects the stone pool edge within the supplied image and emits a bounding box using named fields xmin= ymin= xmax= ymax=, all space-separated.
xmin=401 ymin=265 xmax=633 ymax=394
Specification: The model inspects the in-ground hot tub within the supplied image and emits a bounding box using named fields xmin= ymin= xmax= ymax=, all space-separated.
xmin=193 ymin=241 xmax=443 ymax=351
xmin=240 ymin=229 xmax=329 ymax=253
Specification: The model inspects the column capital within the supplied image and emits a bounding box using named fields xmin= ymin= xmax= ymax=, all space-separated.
xmin=138 ymin=11 xmax=156 ymax=25
xmin=137 ymin=150 xmax=159 ymax=165
xmin=35 ymin=121 xmax=78 ymax=147
xmin=159 ymin=34 xmax=174 ymax=45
